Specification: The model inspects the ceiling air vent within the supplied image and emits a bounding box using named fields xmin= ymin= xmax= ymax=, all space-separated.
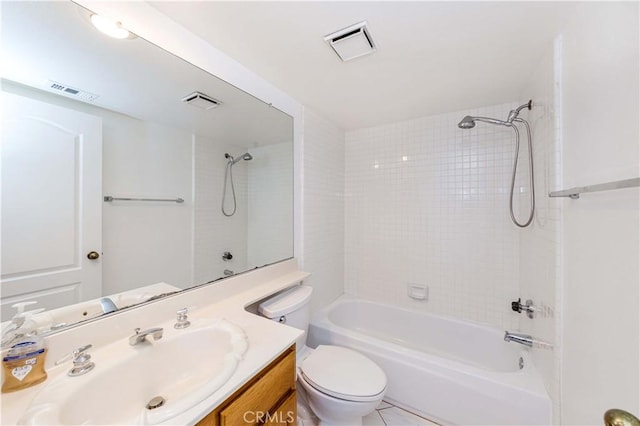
xmin=181 ymin=91 xmax=221 ymax=110
xmin=48 ymin=80 xmax=99 ymax=102
xmin=324 ymin=21 xmax=377 ymax=62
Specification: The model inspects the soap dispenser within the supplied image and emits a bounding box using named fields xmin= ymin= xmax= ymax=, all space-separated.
xmin=1 ymin=302 xmax=48 ymax=393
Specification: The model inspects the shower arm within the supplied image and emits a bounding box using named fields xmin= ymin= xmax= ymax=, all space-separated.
xmin=508 ymin=100 xmax=533 ymax=123
xmin=471 ymin=116 xmax=511 ymax=127
xmin=514 ymin=100 xmax=533 ymax=115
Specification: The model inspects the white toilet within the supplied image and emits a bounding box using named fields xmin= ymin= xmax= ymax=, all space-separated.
xmin=259 ymin=285 xmax=386 ymax=426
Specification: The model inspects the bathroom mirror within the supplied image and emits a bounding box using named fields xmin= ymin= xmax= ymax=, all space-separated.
xmin=0 ymin=1 xmax=294 ymax=325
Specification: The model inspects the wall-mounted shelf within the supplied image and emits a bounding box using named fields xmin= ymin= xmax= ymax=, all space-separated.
xmin=549 ymin=177 xmax=639 ymax=199
xmin=104 ymin=196 xmax=184 ymax=203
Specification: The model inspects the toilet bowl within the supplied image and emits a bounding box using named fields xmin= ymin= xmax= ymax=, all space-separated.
xmin=297 ymin=345 xmax=386 ymax=425
xmin=259 ymin=286 xmax=386 ymax=426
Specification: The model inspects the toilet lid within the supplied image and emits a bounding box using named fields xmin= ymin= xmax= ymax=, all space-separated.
xmin=300 ymin=345 xmax=386 ymax=402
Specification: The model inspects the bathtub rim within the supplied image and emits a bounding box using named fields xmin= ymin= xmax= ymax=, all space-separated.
xmin=309 ymin=293 xmax=551 ymax=398
xmin=322 ymin=292 xmax=518 ymax=336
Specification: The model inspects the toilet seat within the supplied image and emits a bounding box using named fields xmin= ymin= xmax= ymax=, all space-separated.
xmin=299 ymin=345 xmax=387 ymax=402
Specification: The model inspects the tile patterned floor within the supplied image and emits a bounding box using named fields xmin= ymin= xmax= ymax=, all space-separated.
xmin=363 ymin=401 xmax=440 ymax=426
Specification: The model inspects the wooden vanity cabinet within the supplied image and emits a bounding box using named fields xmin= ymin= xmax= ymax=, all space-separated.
xmin=197 ymin=345 xmax=297 ymax=426
xmin=263 ymin=390 xmax=297 ymax=426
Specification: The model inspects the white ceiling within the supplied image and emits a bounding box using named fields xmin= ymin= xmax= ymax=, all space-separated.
xmin=150 ymin=1 xmax=577 ymax=130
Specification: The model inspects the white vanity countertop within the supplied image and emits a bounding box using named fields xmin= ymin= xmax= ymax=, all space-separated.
xmin=1 ymin=259 xmax=308 ymax=425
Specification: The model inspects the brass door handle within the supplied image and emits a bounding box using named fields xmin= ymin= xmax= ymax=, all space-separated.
xmin=87 ymin=251 xmax=100 ymax=260
xmin=605 ymin=409 xmax=640 ymax=426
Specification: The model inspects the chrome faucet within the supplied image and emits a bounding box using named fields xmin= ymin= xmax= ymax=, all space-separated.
xmin=55 ymin=344 xmax=95 ymax=377
xmin=129 ymin=327 xmax=163 ymax=346
xmin=99 ymin=297 xmax=118 ymax=314
xmin=504 ymin=331 xmax=534 ymax=347
xmin=174 ymin=308 xmax=191 ymax=329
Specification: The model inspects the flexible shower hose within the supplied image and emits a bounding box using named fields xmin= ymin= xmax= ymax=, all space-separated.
xmin=508 ymin=118 xmax=535 ymax=228
xmin=221 ymin=160 xmax=237 ymax=217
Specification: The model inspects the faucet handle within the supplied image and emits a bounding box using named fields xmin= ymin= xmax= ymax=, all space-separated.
xmin=175 ymin=308 xmax=191 ymax=329
xmin=511 ymin=298 xmax=523 ymax=313
xmin=73 ymin=344 xmax=92 ymax=356
xmin=511 ymin=298 xmax=536 ymax=319
xmin=55 ymin=344 xmax=95 ymax=376
xmin=129 ymin=327 xmax=163 ymax=345
xmin=55 ymin=344 xmax=92 ymax=365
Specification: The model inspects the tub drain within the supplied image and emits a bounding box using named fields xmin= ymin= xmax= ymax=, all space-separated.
xmin=146 ymin=396 xmax=166 ymax=410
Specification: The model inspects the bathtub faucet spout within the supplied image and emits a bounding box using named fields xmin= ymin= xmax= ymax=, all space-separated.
xmin=504 ymin=331 xmax=533 ymax=347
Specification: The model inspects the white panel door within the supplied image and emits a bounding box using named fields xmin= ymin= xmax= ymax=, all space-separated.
xmin=1 ymin=92 xmax=102 ymax=320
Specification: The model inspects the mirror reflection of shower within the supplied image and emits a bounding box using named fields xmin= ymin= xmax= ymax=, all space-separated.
xmin=221 ymin=152 xmax=253 ymax=217
xmin=457 ymin=100 xmax=535 ymax=228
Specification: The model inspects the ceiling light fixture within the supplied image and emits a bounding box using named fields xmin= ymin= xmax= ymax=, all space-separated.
xmin=324 ymin=21 xmax=377 ymax=62
xmin=90 ymin=14 xmax=131 ymax=40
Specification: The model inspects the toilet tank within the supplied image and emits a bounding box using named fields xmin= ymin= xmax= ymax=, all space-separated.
xmin=259 ymin=285 xmax=313 ymax=338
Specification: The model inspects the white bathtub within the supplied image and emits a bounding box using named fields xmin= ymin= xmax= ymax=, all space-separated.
xmin=307 ymin=295 xmax=551 ymax=425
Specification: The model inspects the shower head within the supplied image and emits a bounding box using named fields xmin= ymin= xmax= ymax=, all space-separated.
xmin=458 ymin=116 xmax=476 ymax=129
xmin=458 ymin=101 xmax=532 ymax=130
xmin=458 ymin=116 xmax=510 ymax=129
xmin=226 ymin=152 xmax=253 ymax=165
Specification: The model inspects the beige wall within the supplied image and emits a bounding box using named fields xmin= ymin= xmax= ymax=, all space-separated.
xmin=560 ymin=2 xmax=640 ymax=424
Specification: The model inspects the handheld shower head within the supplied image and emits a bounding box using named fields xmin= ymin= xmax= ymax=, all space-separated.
xmin=458 ymin=116 xmax=476 ymax=129
xmin=232 ymin=152 xmax=252 ymax=164
xmin=455 ymin=101 xmax=536 ymax=228
xmin=459 ymin=101 xmax=532 ymax=129
xmin=458 ymin=116 xmax=509 ymax=129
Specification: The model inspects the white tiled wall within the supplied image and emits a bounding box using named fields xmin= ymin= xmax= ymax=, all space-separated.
xmin=517 ymin=38 xmax=562 ymax=423
xmin=302 ymin=108 xmax=346 ymax=314
xmin=345 ymin=103 xmax=524 ymax=330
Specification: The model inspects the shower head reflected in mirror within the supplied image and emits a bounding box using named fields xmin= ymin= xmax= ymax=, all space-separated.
xmin=225 ymin=152 xmax=253 ymax=165
xmin=222 ymin=151 xmax=253 ymax=217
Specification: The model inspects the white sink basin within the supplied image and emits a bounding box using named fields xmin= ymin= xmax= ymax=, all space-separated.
xmin=19 ymin=318 xmax=248 ymax=425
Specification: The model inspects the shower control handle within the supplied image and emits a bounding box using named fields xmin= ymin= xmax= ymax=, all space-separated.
xmin=511 ymin=298 xmax=536 ymax=319
xmin=511 ymin=298 xmax=523 ymax=313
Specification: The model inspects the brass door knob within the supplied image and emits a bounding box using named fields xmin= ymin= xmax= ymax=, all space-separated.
xmin=605 ymin=409 xmax=640 ymax=426
xmin=87 ymin=251 xmax=100 ymax=260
